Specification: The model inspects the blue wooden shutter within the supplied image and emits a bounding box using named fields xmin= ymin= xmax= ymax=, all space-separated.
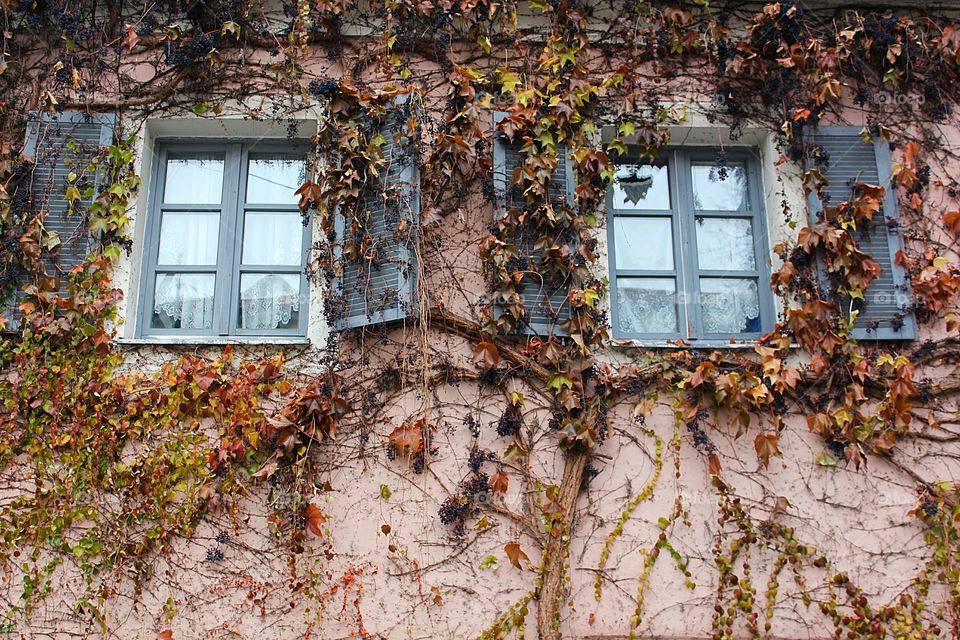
xmin=807 ymin=126 xmax=917 ymax=340
xmin=2 ymin=111 xmax=116 ymax=330
xmin=334 ymin=97 xmax=419 ymax=329
xmin=492 ymin=111 xmax=574 ymax=336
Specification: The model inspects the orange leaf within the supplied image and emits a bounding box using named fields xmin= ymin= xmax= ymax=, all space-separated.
xmin=943 ymin=210 xmax=960 ymax=236
xmin=707 ymin=453 xmax=722 ymax=477
xmin=158 ymin=632 xmax=173 ymax=640
xmin=472 ymin=340 xmax=500 ymax=367
xmin=388 ymin=421 xmax=425 ymax=457
xmin=754 ymin=433 xmax=781 ymax=468
xmin=305 ymin=502 xmax=326 ymax=536
xmin=504 ymin=541 xmax=529 ymax=570
xmin=490 ymin=472 xmax=509 ymax=494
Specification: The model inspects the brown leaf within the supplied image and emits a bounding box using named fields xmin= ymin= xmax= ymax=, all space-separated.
xmin=472 ymin=340 xmax=500 ymax=367
xmin=943 ymin=210 xmax=960 ymax=236
xmin=124 ymin=24 xmax=139 ymax=51
xmin=707 ymin=453 xmax=722 ymax=477
xmin=388 ymin=421 xmax=424 ymax=457
xmin=754 ymin=433 xmax=781 ymax=468
xmin=157 ymin=632 xmax=173 ymax=640
xmin=490 ymin=472 xmax=508 ymax=494
xmin=305 ymin=503 xmax=326 ymax=536
xmin=504 ymin=541 xmax=529 ymax=570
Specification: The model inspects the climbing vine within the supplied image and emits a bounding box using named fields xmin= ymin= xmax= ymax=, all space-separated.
xmin=0 ymin=0 xmax=958 ymax=638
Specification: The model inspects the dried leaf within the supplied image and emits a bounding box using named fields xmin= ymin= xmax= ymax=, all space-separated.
xmin=305 ymin=503 xmax=326 ymax=536
xmin=504 ymin=541 xmax=529 ymax=570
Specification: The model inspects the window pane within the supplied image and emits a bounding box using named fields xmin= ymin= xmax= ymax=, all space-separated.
xmin=151 ymin=273 xmax=215 ymax=330
xmin=691 ymin=162 xmax=749 ymax=211
xmin=614 ymin=217 xmax=674 ymax=270
xmin=612 ymin=164 xmax=670 ymax=210
xmin=246 ymin=156 xmax=306 ymax=204
xmin=695 ymin=217 xmax=756 ymax=271
xmin=700 ymin=278 xmax=761 ymax=334
xmin=157 ymin=212 xmax=220 ymax=265
xmin=163 ymin=155 xmax=224 ymax=204
xmin=239 ymin=273 xmax=301 ymax=330
xmin=617 ymin=278 xmax=678 ymax=334
xmin=242 ymin=211 xmax=302 ymax=266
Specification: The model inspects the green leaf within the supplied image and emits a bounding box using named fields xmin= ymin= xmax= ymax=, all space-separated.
xmin=221 ymin=20 xmax=240 ymax=38
xmin=547 ymin=373 xmax=573 ymax=391
xmin=379 ymin=484 xmax=392 ymax=500
xmin=497 ymin=67 xmax=521 ymax=95
xmin=816 ymin=451 xmax=838 ymax=467
xmin=657 ymin=516 xmax=670 ymax=530
xmin=480 ymin=555 xmax=498 ymax=570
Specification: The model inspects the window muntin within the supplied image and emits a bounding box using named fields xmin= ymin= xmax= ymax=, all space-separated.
xmin=607 ymin=148 xmax=772 ymax=342
xmin=140 ymin=142 xmax=310 ymax=338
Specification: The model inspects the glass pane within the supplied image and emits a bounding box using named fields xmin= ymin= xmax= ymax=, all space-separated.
xmin=700 ymin=278 xmax=761 ymax=334
xmin=695 ymin=217 xmax=756 ymax=271
xmin=157 ymin=212 xmax=220 ymax=265
xmin=612 ymin=164 xmax=670 ymax=210
xmin=163 ymin=155 xmax=224 ymax=204
xmin=691 ymin=162 xmax=749 ymax=211
xmin=617 ymin=278 xmax=678 ymax=334
xmin=239 ymin=273 xmax=301 ymax=331
xmin=246 ymin=156 xmax=306 ymax=204
xmin=151 ymin=274 xmax=215 ymax=330
xmin=242 ymin=212 xmax=302 ymax=266
xmin=614 ymin=217 xmax=674 ymax=270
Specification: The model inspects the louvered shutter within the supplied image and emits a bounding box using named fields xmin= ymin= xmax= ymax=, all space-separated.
xmin=334 ymin=97 xmax=419 ymax=329
xmin=492 ymin=111 xmax=574 ymax=336
xmin=806 ymin=126 xmax=917 ymax=340
xmin=2 ymin=111 xmax=116 ymax=331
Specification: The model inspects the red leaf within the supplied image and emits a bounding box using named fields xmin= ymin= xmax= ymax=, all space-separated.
xmin=305 ymin=503 xmax=326 ymax=536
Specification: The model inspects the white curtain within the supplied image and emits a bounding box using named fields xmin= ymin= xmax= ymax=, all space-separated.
xmin=701 ymin=280 xmax=760 ymax=333
xmin=239 ymin=274 xmax=300 ymax=330
xmin=617 ymin=285 xmax=677 ymax=334
xmin=242 ymin=213 xmax=300 ymax=266
xmin=158 ymin=212 xmax=220 ymax=266
xmin=153 ymin=274 xmax=215 ymax=330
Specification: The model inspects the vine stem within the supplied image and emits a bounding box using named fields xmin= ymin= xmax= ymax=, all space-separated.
xmin=537 ymin=448 xmax=589 ymax=640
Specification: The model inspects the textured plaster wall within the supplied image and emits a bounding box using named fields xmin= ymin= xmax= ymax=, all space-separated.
xmin=7 ymin=56 xmax=959 ymax=640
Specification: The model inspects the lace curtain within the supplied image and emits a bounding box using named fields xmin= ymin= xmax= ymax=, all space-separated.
xmin=701 ymin=280 xmax=760 ymax=333
xmin=617 ymin=285 xmax=677 ymax=334
xmin=153 ymin=274 xmax=215 ymax=330
xmin=240 ymin=274 xmax=300 ymax=330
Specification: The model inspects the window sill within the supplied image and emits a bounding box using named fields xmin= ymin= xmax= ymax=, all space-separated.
xmin=608 ymin=338 xmax=762 ymax=350
xmin=116 ymin=336 xmax=311 ymax=347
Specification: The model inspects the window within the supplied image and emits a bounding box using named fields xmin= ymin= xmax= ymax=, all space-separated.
xmin=138 ymin=142 xmax=310 ymax=338
xmin=607 ymin=148 xmax=773 ymax=342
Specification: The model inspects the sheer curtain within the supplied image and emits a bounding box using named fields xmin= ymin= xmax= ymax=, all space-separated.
xmin=239 ymin=274 xmax=300 ymax=330
xmin=700 ymin=280 xmax=760 ymax=333
xmin=153 ymin=212 xmax=219 ymax=330
xmin=617 ymin=284 xmax=677 ymax=334
xmin=153 ymin=274 xmax=215 ymax=330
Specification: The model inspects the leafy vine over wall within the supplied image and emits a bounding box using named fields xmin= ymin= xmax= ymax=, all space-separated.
xmin=0 ymin=0 xmax=959 ymax=638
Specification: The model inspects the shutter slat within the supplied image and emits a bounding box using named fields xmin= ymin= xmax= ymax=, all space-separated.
xmin=809 ymin=129 xmax=916 ymax=340
xmin=492 ymin=111 xmax=574 ymax=336
xmin=2 ymin=112 xmax=116 ymax=331
xmin=335 ymin=96 xmax=418 ymax=330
